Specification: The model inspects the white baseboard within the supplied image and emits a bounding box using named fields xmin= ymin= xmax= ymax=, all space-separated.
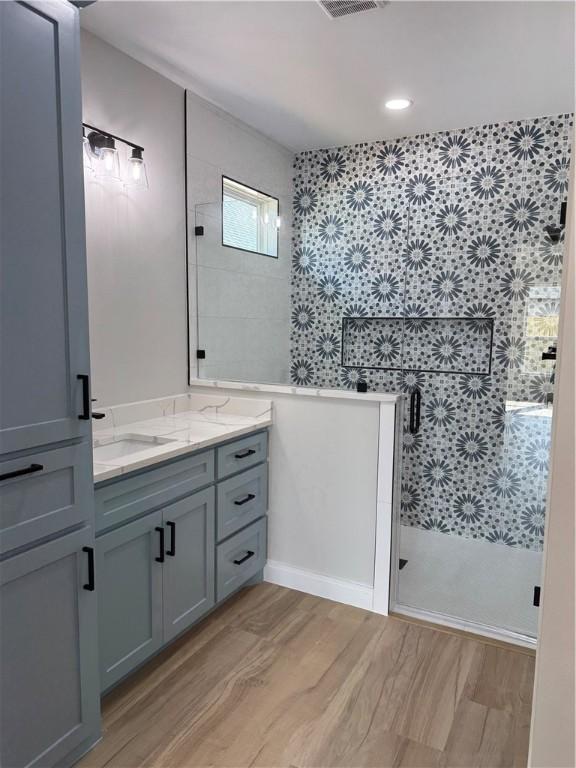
xmin=263 ymin=559 xmax=374 ymax=611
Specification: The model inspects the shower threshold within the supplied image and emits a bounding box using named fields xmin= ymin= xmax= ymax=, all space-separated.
xmin=391 ymin=525 xmax=540 ymax=649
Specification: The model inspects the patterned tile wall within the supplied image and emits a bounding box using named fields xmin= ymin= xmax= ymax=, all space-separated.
xmin=291 ymin=114 xmax=572 ymax=551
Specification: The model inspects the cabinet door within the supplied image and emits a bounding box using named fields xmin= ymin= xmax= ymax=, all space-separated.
xmin=96 ymin=511 xmax=164 ymax=691
xmin=0 ymin=528 xmax=99 ymax=768
xmin=0 ymin=0 xmax=91 ymax=455
xmin=0 ymin=441 xmax=93 ymax=556
xmin=163 ymin=488 xmax=215 ymax=643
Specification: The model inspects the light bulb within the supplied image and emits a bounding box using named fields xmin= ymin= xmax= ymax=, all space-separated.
xmin=131 ymin=162 xmax=142 ymax=181
xmin=103 ymin=148 xmax=115 ymax=172
xmin=384 ymin=98 xmax=413 ymax=111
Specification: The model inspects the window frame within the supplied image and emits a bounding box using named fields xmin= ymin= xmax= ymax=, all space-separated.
xmin=221 ymin=176 xmax=280 ymax=259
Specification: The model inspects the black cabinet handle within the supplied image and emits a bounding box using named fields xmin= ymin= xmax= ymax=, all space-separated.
xmin=233 ymin=493 xmax=256 ymax=506
xmin=409 ymin=388 xmax=422 ymax=435
xmin=77 ymin=374 xmax=91 ymax=420
xmin=233 ymin=550 xmax=255 ymax=566
xmin=155 ymin=526 xmax=165 ymax=563
xmin=234 ymin=449 xmax=256 ymax=459
xmin=82 ymin=547 xmax=95 ymax=591
xmin=166 ymin=521 xmax=176 ymax=557
xmin=92 ymin=412 xmax=106 ymax=420
xmin=0 ymin=463 xmax=43 ymax=482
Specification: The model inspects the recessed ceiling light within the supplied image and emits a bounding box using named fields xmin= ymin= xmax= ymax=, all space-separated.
xmin=385 ymin=98 xmax=412 ymax=111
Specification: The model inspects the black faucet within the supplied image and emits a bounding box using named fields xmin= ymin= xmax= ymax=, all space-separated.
xmin=91 ymin=398 xmax=106 ymax=420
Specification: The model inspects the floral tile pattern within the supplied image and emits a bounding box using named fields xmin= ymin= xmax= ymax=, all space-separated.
xmin=291 ymin=114 xmax=573 ymax=551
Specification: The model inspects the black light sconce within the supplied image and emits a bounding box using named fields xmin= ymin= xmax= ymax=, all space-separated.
xmin=83 ymin=123 xmax=148 ymax=190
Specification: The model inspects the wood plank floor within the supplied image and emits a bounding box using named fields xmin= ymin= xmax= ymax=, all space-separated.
xmin=81 ymin=583 xmax=535 ymax=768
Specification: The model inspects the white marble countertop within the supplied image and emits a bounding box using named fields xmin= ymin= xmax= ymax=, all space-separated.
xmin=189 ymin=378 xmax=401 ymax=403
xmin=92 ymin=394 xmax=272 ymax=484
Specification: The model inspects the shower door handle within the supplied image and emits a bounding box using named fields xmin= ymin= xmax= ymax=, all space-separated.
xmin=409 ymin=389 xmax=422 ymax=434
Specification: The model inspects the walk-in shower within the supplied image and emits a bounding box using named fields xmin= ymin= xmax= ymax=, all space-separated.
xmin=188 ymin=110 xmax=572 ymax=645
xmin=288 ymin=114 xmax=572 ymax=644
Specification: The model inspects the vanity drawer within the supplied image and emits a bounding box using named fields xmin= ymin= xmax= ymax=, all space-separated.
xmin=95 ymin=450 xmax=214 ymax=533
xmin=217 ymin=463 xmax=267 ymax=541
xmin=217 ymin=431 xmax=268 ymax=479
xmin=216 ymin=516 xmax=267 ymax=602
xmin=0 ymin=442 xmax=92 ymax=555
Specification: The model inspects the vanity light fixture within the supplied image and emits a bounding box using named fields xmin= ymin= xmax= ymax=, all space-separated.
xmin=83 ymin=123 xmax=148 ymax=190
xmin=385 ymin=98 xmax=413 ymax=111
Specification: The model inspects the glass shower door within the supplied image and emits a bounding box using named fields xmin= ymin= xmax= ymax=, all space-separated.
xmin=192 ymin=200 xmax=291 ymax=385
xmin=392 ymin=193 xmax=563 ymax=642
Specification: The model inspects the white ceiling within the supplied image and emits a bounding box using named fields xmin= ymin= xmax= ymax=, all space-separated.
xmin=81 ymin=0 xmax=575 ymax=152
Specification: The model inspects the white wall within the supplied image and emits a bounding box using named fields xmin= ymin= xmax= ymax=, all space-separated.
xmin=189 ymin=384 xmax=399 ymax=606
xmin=529 ymin=146 xmax=575 ymax=768
xmin=186 ymin=91 xmax=294 ymax=385
xmin=81 ymin=31 xmax=187 ymax=406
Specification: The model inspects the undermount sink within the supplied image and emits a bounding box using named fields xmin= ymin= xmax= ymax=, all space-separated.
xmin=93 ymin=434 xmax=177 ymax=462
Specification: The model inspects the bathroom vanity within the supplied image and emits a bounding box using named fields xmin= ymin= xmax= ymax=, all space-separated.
xmin=90 ymin=397 xmax=272 ymax=691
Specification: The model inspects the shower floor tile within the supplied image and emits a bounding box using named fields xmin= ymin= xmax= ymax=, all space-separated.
xmin=397 ymin=525 xmax=541 ymax=639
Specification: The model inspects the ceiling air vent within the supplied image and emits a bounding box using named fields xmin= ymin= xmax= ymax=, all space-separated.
xmin=318 ymin=0 xmax=388 ymax=19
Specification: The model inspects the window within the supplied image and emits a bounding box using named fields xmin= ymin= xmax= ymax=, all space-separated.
xmin=222 ymin=177 xmax=279 ymax=258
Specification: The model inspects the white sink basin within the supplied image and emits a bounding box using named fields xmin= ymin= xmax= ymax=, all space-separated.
xmin=93 ymin=434 xmax=177 ymax=462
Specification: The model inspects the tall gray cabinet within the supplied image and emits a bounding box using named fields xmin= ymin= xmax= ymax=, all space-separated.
xmin=0 ymin=2 xmax=100 ymax=767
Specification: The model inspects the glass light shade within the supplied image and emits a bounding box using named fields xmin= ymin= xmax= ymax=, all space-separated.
xmin=94 ymin=145 xmax=121 ymax=181
xmin=125 ymin=154 xmax=149 ymax=190
xmin=82 ymin=136 xmax=93 ymax=174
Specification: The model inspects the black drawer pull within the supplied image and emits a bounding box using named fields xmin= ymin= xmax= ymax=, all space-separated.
xmin=166 ymin=521 xmax=176 ymax=557
xmin=233 ymin=550 xmax=255 ymax=566
xmin=82 ymin=547 xmax=95 ymax=591
xmin=155 ymin=526 xmax=165 ymax=563
xmin=0 ymin=463 xmax=43 ymax=482
xmin=77 ymin=374 xmax=91 ymax=420
xmin=234 ymin=449 xmax=256 ymax=459
xmin=234 ymin=493 xmax=256 ymax=506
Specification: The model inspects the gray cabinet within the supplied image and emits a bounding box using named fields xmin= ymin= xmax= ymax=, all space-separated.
xmin=217 ymin=517 xmax=267 ymax=602
xmin=0 ymin=528 xmax=99 ymax=768
xmin=95 ymin=433 xmax=269 ymax=692
xmin=0 ymin=2 xmax=99 ymax=767
xmin=163 ymin=488 xmax=215 ymax=642
xmin=95 ymin=450 xmax=214 ymax=533
xmin=0 ymin=442 xmax=93 ymax=556
xmin=96 ymin=511 xmax=164 ymax=691
xmin=216 ymin=463 xmax=268 ymax=541
xmin=217 ymin=431 xmax=268 ymax=479
xmin=0 ymin=0 xmax=91 ymax=456
xmin=97 ymin=490 xmax=216 ymax=689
